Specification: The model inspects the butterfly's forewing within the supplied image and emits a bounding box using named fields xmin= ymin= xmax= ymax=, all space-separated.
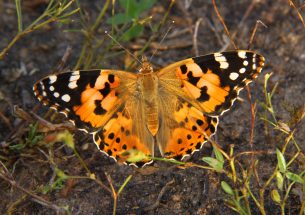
xmin=34 ymin=70 xmax=134 ymax=131
xmin=157 ymin=50 xmax=265 ymax=159
xmin=158 ymin=50 xmax=265 ymax=115
xmin=33 ymin=70 xmax=154 ymax=165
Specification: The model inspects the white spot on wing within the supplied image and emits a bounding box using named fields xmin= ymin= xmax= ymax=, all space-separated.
xmin=214 ymin=52 xmax=222 ymax=57
xmin=42 ymin=91 xmax=47 ymax=96
xmin=252 ymin=54 xmax=257 ymax=70
xmin=68 ymin=81 xmax=78 ymax=89
xmin=49 ymin=75 xmax=57 ymax=84
xmin=49 ymin=86 xmax=55 ymax=91
xmin=229 ymin=72 xmax=239 ymax=80
xmin=238 ymin=51 xmax=247 ymax=59
xmin=243 ymin=60 xmax=249 ymax=66
xmin=220 ymin=62 xmax=229 ymax=69
xmin=68 ymin=71 xmax=80 ymax=89
xmin=53 ymin=92 xmax=60 ymax=98
xmin=69 ymin=71 xmax=80 ymax=82
xmin=62 ymin=94 xmax=71 ymax=102
xmin=239 ymin=68 xmax=246 ymax=73
xmin=214 ymin=53 xmax=229 ymax=69
xmin=214 ymin=53 xmax=227 ymax=62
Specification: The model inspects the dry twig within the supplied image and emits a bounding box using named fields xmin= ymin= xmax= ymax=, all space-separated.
xmin=212 ymin=0 xmax=237 ymax=49
xmin=193 ymin=18 xmax=203 ymax=56
xmin=0 ymin=162 xmax=66 ymax=213
xmin=288 ymin=0 xmax=305 ymax=27
xmin=143 ymin=179 xmax=175 ymax=211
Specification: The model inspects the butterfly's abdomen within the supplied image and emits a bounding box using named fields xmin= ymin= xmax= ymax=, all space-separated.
xmin=140 ymin=74 xmax=159 ymax=136
xmin=145 ymin=101 xmax=158 ymax=136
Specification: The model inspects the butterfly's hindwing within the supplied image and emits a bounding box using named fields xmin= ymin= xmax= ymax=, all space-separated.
xmin=92 ymin=105 xmax=154 ymax=166
xmin=158 ymin=98 xmax=218 ymax=160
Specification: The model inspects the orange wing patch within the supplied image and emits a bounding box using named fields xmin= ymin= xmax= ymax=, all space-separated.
xmin=177 ymin=65 xmax=231 ymax=113
xmin=163 ymin=100 xmax=218 ymax=159
xmin=33 ymin=70 xmax=136 ymax=132
xmin=93 ymin=110 xmax=153 ymax=166
xmin=159 ymin=51 xmax=265 ymax=115
xmin=72 ymin=73 xmax=120 ymax=128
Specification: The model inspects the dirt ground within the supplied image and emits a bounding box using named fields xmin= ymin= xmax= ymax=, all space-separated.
xmin=0 ymin=0 xmax=305 ymax=214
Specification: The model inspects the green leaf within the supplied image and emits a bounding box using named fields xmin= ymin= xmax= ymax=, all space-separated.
xmin=107 ymin=0 xmax=156 ymax=25
xmin=9 ymin=143 xmax=25 ymax=150
xmin=119 ymin=0 xmax=137 ymax=18
xmin=271 ymin=189 xmax=281 ymax=203
xmin=55 ymin=168 xmax=68 ymax=180
xmin=202 ymin=157 xmax=223 ymax=171
xmin=213 ymin=146 xmax=224 ymax=163
xmin=137 ymin=0 xmax=156 ymax=13
xmin=120 ymin=0 xmax=155 ymax=18
xmin=27 ymin=123 xmax=43 ymax=146
xmin=106 ymin=13 xmax=133 ymax=25
xmin=121 ymin=24 xmax=144 ymax=41
xmin=276 ymin=149 xmax=286 ymax=173
xmin=276 ymin=171 xmax=284 ymax=190
xmin=286 ymin=172 xmax=304 ymax=184
xmin=119 ymin=0 xmax=135 ymax=11
xmin=221 ymin=181 xmax=234 ymax=196
xmin=51 ymin=178 xmax=65 ymax=190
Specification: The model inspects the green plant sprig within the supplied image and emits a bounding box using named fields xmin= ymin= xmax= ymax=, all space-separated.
xmin=0 ymin=0 xmax=79 ymax=60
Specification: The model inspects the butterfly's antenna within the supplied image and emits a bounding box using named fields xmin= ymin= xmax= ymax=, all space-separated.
xmin=104 ymin=31 xmax=142 ymax=65
xmin=149 ymin=21 xmax=175 ymax=61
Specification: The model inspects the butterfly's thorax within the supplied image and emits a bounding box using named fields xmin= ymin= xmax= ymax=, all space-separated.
xmin=138 ymin=60 xmax=159 ymax=136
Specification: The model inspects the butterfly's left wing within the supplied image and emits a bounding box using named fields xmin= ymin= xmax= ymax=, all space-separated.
xmin=156 ymin=50 xmax=265 ymax=159
xmin=33 ymin=69 xmax=155 ymax=166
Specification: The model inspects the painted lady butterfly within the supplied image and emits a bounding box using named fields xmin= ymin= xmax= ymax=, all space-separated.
xmin=33 ymin=50 xmax=265 ymax=167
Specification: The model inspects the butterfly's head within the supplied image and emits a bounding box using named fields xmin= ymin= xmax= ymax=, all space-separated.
xmin=138 ymin=56 xmax=153 ymax=74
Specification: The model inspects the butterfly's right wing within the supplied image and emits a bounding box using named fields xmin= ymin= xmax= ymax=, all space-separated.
xmin=156 ymin=51 xmax=265 ymax=160
xmin=157 ymin=51 xmax=265 ymax=115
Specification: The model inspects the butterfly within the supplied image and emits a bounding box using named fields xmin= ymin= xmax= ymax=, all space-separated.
xmin=33 ymin=50 xmax=265 ymax=167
